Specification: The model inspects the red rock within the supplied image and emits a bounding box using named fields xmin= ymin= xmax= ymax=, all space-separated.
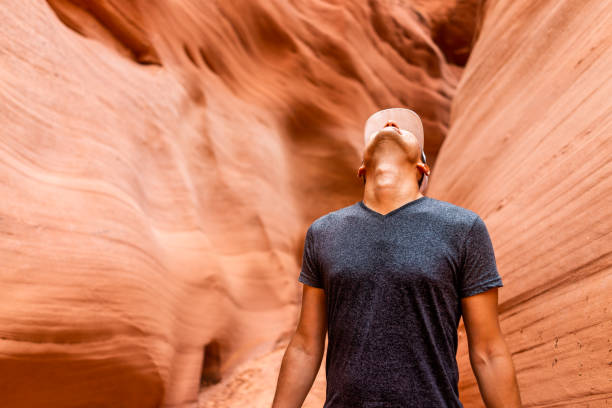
xmin=7 ymin=0 xmax=608 ymax=407
xmin=0 ymin=0 xmax=477 ymax=406
xmin=427 ymin=0 xmax=612 ymax=406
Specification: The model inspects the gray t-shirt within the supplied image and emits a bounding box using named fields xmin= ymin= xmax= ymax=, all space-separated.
xmin=298 ymin=196 xmax=503 ymax=407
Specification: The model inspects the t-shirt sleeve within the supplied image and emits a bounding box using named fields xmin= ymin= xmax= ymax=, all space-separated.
xmin=297 ymin=225 xmax=324 ymax=289
xmin=459 ymin=215 xmax=504 ymax=298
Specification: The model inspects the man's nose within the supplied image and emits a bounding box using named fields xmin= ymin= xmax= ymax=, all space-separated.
xmin=384 ymin=120 xmax=399 ymax=129
xmin=382 ymin=121 xmax=402 ymax=135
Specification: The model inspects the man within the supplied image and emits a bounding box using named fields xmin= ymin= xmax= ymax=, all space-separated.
xmin=272 ymin=108 xmax=522 ymax=407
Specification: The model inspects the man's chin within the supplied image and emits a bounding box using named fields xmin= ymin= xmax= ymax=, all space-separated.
xmin=364 ymin=137 xmax=409 ymax=160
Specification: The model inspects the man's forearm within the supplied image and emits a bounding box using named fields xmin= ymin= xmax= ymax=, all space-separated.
xmin=271 ymin=336 xmax=324 ymax=408
xmin=470 ymin=343 xmax=522 ymax=408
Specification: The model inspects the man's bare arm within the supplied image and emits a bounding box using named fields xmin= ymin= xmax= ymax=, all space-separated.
xmin=462 ymin=288 xmax=522 ymax=407
xmin=271 ymin=284 xmax=327 ymax=408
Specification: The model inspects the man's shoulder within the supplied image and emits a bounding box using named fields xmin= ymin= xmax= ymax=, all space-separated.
xmin=422 ymin=196 xmax=481 ymax=227
xmin=309 ymin=201 xmax=360 ymax=232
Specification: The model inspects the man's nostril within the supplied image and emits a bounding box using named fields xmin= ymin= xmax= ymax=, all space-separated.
xmin=384 ymin=121 xmax=399 ymax=129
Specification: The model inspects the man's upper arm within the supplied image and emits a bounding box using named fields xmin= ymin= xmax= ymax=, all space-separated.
xmin=459 ymin=215 xmax=503 ymax=298
xmin=461 ymin=288 xmax=505 ymax=361
xmin=295 ymin=284 xmax=327 ymax=354
xmin=298 ymin=225 xmax=324 ymax=288
xmin=295 ymin=224 xmax=327 ymax=352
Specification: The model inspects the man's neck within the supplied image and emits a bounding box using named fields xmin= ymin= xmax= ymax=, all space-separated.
xmin=362 ymin=165 xmax=423 ymax=215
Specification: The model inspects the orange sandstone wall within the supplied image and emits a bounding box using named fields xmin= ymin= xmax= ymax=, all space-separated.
xmin=0 ymin=1 xmax=478 ymax=406
xmin=427 ymin=0 xmax=612 ymax=406
xmin=196 ymin=1 xmax=612 ymax=407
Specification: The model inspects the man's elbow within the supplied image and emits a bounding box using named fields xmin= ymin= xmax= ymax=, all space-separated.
xmin=469 ymin=338 xmax=510 ymax=367
xmin=291 ymin=329 xmax=326 ymax=358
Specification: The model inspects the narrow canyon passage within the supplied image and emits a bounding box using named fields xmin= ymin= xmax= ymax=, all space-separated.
xmin=0 ymin=1 xmax=610 ymax=407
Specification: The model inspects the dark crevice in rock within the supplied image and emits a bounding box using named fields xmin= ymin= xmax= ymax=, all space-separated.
xmin=183 ymin=44 xmax=199 ymax=68
xmin=428 ymin=0 xmax=483 ymax=67
xmin=46 ymin=0 xmax=161 ymax=66
xmin=200 ymin=340 xmax=222 ymax=387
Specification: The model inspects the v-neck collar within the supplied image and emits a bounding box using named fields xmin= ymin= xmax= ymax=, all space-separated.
xmin=358 ymin=196 xmax=428 ymax=219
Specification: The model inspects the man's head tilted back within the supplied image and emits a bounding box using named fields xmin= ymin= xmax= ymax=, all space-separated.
xmin=357 ymin=108 xmax=430 ymax=192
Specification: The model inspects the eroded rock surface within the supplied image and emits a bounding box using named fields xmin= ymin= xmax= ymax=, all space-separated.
xmin=0 ymin=0 xmax=477 ymax=406
xmin=427 ymin=1 xmax=612 ymax=406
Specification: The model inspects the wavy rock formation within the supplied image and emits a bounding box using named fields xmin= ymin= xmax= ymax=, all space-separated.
xmin=0 ymin=0 xmax=479 ymax=406
xmin=194 ymin=1 xmax=612 ymax=407
xmin=4 ymin=0 xmax=607 ymax=406
xmin=427 ymin=1 xmax=612 ymax=406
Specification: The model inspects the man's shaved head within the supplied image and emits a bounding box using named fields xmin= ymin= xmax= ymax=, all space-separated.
xmin=358 ymin=110 xmax=430 ymax=214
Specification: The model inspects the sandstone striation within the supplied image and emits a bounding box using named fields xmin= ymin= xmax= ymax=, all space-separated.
xmin=427 ymin=0 xmax=612 ymax=406
xmin=0 ymin=0 xmax=478 ymax=406
xmin=3 ymin=0 xmax=608 ymax=406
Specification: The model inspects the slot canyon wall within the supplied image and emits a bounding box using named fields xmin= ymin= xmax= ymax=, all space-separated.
xmin=0 ymin=0 xmax=475 ymax=406
xmin=0 ymin=1 xmax=609 ymax=408
xmin=428 ymin=1 xmax=611 ymax=406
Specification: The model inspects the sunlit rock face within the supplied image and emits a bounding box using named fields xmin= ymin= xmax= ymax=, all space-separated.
xmin=0 ymin=0 xmax=478 ymax=406
xmin=426 ymin=1 xmax=611 ymax=407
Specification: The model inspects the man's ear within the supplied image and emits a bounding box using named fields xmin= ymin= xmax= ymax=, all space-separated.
xmin=416 ymin=162 xmax=430 ymax=176
xmin=357 ymin=162 xmax=366 ymax=184
xmin=357 ymin=163 xmax=366 ymax=177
